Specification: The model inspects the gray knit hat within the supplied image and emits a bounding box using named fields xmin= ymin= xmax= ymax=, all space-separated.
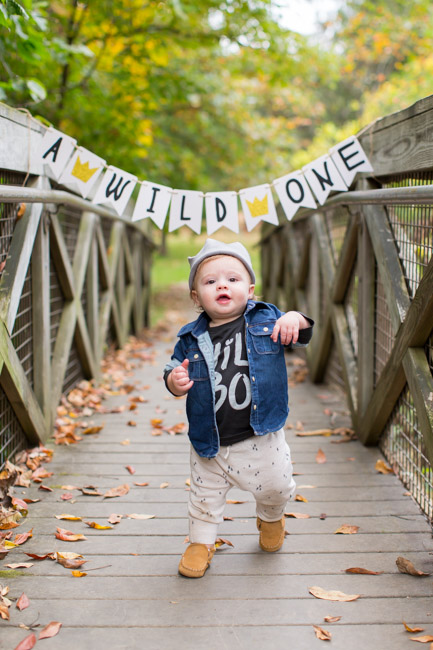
xmin=188 ymin=238 xmax=256 ymax=289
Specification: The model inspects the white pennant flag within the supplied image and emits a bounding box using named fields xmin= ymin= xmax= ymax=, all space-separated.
xmin=330 ymin=136 xmax=374 ymax=187
xmin=205 ymin=191 xmax=239 ymax=235
xmin=239 ymin=183 xmax=279 ymax=232
xmin=92 ymin=165 xmax=137 ymax=216
xmin=303 ymin=154 xmax=348 ymax=205
xmin=132 ymin=181 xmax=172 ymax=229
xmin=36 ymin=127 xmax=76 ymax=180
xmin=273 ymin=171 xmax=317 ymax=221
xmin=168 ymin=190 xmax=203 ymax=234
xmin=58 ymin=147 xmax=105 ymax=198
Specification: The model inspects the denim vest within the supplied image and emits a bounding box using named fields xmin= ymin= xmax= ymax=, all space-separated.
xmin=164 ymin=300 xmax=313 ymax=458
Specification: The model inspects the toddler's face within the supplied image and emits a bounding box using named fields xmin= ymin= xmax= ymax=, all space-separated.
xmin=191 ymin=256 xmax=255 ymax=326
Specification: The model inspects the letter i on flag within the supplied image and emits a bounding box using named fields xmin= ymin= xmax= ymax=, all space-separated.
xmin=239 ymin=183 xmax=279 ymax=232
xmin=58 ymin=147 xmax=105 ymax=199
xmin=92 ymin=165 xmax=137 ymax=216
xmin=36 ymin=127 xmax=77 ymax=180
xmin=132 ymin=181 xmax=172 ymax=229
xmin=168 ymin=190 xmax=203 ymax=234
xmin=273 ymin=171 xmax=317 ymax=221
xmin=205 ymin=191 xmax=239 ymax=235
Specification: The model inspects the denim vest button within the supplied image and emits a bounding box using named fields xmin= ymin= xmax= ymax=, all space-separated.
xmin=263 ymin=327 xmax=269 ymax=332
xmin=253 ymin=404 xmax=257 ymax=410
xmin=194 ymin=354 xmax=199 ymax=359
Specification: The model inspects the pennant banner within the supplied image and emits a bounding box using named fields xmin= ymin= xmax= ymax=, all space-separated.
xmin=58 ymin=147 xmax=105 ymax=199
xmin=239 ymin=184 xmax=279 ymax=232
xmin=205 ymin=191 xmax=239 ymax=235
xmin=37 ymin=127 xmax=76 ymax=181
xmin=92 ymin=165 xmax=137 ymax=216
xmin=31 ymin=121 xmax=375 ymax=231
xmin=273 ymin=170 xmax=317 ymax=221
xmin=132 ymin=181 xmax=172 ymax=229
xmin=168 ymin=190 xmax=204 ymax=234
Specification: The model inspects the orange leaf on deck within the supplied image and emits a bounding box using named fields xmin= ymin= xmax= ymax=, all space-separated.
xmin=316 ymin=449 xmax=327 ymax=464
xmin=108 ymin=514 xmax=123 ymax=524
xmin=151 ymin=428 xmax=162 ymax=436
xmin=82 ymin=425 xmax=104 ymax=435
xmin=375 ymin=459 xmax=393 ymax=474
xmin=14 ymin=633 xmax=37 ymax=649
xmin=39 ymin=621 xmax=62 ymax=639
xmin=313 ymin=625 xmax=332 ymax=641
xmin=226 ymin=499 xmax=246 ymax=504
xmin=150 ymin=418 xmax=163 ymax=427
xmin=16 ymin=593 xmax=30 ymax=610
xmin=403 ymin=622 xmax=425 ymax=633
xmin=83 ymin=521 xmax=113 ymax=529
xmin=396 ymin=556 xmax=430 ymax=577
xmin=25 ymin=552 xmax=55 ymax=561
xmin=55 ymin=527 xmax=87 ymax=542
xmin=409 ymin=636 xmax=433 ymax=643
xmin=324 ymin=616 xmax=341 ymax=623
xmin=5 ymin=562 xmax=34 ymax=569
xmin=56 ymin=555 xmax=87 ymax=569
xmin=215 ymin=537 xmax=234 ymax=548
xmin=127 ymin=421 xmax=137 ymax=427
xmin=13 ymin=529 xmax=33 ymax=545
xmin=71 ymin=570 xmax=87 ymax=577
xmin=345 ymin=567 xmax=383 ymax=575
xmin=125 ymin=465 xmax=136 ymax=475
xmin=103 ymin=484 xmax=130 ymax=499
xmin=295 ymin=494 xmax=308 ymax=503
xmin=134 ymin=482 xmax=149 ymax=487
xmin=0 ymin=603 xmax=10 ymax=620
xmin=335 ymin=524 xmax=359 ymax=535
xmin=285 ymin=512 xmax=310 ymax=519
xmin=160 ymin=482 xmax=169 ymax=489
xmin=55 ymin=514 xmax=82 ymax=521
xmin=309 ymin=586 xmax=360 ymax=602
xmin=296 ymin=429 xmax=334 ymax=437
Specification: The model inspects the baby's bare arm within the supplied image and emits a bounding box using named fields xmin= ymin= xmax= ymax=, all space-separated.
xmin=167 ymin=358 xmax=194 ymax=396
xmin=271 ymin=311 xmax=310 ymax=345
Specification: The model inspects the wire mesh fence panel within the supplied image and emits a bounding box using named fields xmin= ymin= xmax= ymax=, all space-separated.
xmin=323 ymin=338 xmax=346 ymax=390
xmin=62 ymin=339 xmax=86 ymax=395
xmin=10 ymin=269 xmax=34 ymax=388
xmin=379 ymin=384 xmax=433 ymax=524
xmin=56 ymin=204 xmax=82 ymax=264
xmin=0 ymin=384 xmax=28 ymax=469
xmin=324 ymin=206 xmax=349 ymax=264
xmin=49 ymin=252 xmax=65 ymax=360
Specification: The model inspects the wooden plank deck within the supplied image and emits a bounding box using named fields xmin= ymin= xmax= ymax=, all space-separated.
xmin=1 ymin=311 xmax=433 ymax=650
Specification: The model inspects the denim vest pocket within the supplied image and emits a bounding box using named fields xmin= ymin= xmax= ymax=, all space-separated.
xmin=249 ymin=325 xmax=280 ymax=354
xmin=187 ymin=350 xmax=208 ymax=381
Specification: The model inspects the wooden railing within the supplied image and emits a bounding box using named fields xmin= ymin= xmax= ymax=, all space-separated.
xmin=260 ymin=95 xmax=433 ymax=521
xmin=0 ymin=105 xmax=153 ymax=467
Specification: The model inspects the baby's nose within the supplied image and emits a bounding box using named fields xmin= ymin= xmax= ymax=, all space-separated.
xmin=217 ymin=278 xmax=228 ymax=289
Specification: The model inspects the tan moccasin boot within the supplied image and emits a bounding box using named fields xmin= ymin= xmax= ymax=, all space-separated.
xmin=178 ymin=543 xmax=215 ymax=578
xmin=256 ymin=516 xmax=285 ymax=552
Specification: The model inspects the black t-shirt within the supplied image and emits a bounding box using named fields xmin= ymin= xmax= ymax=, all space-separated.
xmin=208 ymin=315 xmax=254 ymax=446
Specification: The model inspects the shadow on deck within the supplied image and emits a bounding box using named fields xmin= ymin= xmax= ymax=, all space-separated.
xmin=1 ymin=308 xmax=432 ymax=650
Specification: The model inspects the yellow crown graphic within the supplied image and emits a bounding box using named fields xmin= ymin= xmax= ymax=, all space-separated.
xmin=71 ymin=156 xmax=99 ymax=183
xmin=245 ymin=194 xmax=269 ymax=218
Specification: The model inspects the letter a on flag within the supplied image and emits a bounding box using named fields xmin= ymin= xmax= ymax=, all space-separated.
xmin=36 ymin=127 xmax=77 ymax=180
xmin=205 ymin=191 xmax=239 ymax=235
xmin=92 ymin=165 xmax=137 ymax=216
xmin=132 ymin=181 xmax=172 ymax=229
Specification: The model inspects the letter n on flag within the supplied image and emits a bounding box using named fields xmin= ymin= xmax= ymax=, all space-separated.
xmin=205 ymin=192 xmax=239 ymax=235
xmin=92 ymin=166 xmax=137 ymax=216
xmin=303 ymin=155 xmax=347 ymax=205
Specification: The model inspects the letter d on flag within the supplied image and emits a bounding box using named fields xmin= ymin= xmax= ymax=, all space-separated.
xmin=205 ymin=192 xmax=239 ymax=234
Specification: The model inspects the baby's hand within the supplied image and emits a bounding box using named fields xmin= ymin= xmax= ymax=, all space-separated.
xmin=271 ymin=311 xmax=308 ymax=345
xmin=168 ymin=359 xmax=194 ymax=396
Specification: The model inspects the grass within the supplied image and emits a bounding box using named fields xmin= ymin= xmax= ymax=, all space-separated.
xmin=150 ymin=229 xmax=262 ymax=326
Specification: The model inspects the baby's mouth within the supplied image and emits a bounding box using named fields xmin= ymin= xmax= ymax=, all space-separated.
xmin=217 ymin=293 xmax=230 ymax=303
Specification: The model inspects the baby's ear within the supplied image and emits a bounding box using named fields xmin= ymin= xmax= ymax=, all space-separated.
xmin=190 ymin=289 xmax=200 ymax=306
xmin=248 ymin=284 xmax=255 ymax=298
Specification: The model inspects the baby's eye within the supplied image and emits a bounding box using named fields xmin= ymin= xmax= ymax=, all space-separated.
xmin=206 ymin=279 xmax=215 ymax=284
xmin=229 ymin=277 xmax=238 ymax=282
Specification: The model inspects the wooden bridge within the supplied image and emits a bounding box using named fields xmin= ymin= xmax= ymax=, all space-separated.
xmin=0 ymin=97 xmax=432 ymax=649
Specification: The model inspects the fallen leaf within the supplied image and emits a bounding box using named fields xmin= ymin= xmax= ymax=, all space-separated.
xmin=224 ymin=516 xmax=234 ymax=521
xmin=150 ymin=418 xmax=163 ymax=427
xmin=82 ymin=425 xmax=104 ymax=435
xmin=120 ymin=439 xmax=130 ymax=445
xmin=55 ymin=527 xmax=87 ymax=542
xmin=14 ymin=633 xmax=37 ymax=649
xmin=60 ymin=493 xmax=74 ymax=501
xmin=313 ymin=625 xmax=332 ymax=641
xmin=38 ymin=484 xmax=53 ymax=492
xmin=396 ymin=556 xmax=430 ymax=577
xmin=25 ymin=552 xmax=55 ymax=561
xmin=335 ymin=524 xmax=359 ymax=535
xmin=324 ymin=616 xmax=341 ymax=623
xmin=127 ymin=421 xmax=137 ymax=427
xmin=125 ymin=465 xmax=136 ymax=475
xmin=71 ymin=570 xmax=87 ymax=577
xmin=13 ymin=529 xmax=33 ymax=545
xmin=409 ymin=636 xmax=433 ymax=643
xmin=108 ymin=514 xmax=123 ymax=524
xmin=295 ymin=494 xmax=308 ymax=503
xmin=56 ymin=552 xmax=86 ymax=569
xmin=80 ymin=486 xmax=103 ymax=497
xmin=403 ymin=622 xmax=425 ymax=633
xmin=0 ymin=602 xmax=10 ymax=620
xmin=134 ymin=482 xmax=149 ymax=487
xmin=83 ymin=521 xmax=113 ymax=530
xmin=55 ymin=514 xmax=82 ymax=521
xmin=345 ymin=567 xmax=383 ymax=575
xmin=39 ymin=621 xmax=62 ymax=639
xmin=103 ymin=484 xmax=130 ymax=499
xmin=5 ymin=563 xmax=34 ymax=569
xmin=226 ymin=499 xmax=246 ymax=504
xmin=60 ymin=485 xmax=79 ymax=491
xmin=285 ymin=512 xmax=310 ymax=519
xmin=316 ymin=448 xmax=327 ymax=464
xmin=185 ymin=478 xmax=191 ymax=486
xmin=151 ymin=428 xmax=162 ymax=436
xmin=296 ymin=429 xmax=334 ymax=437
xmin=16 ymin=593 xmax=30 ymax=611
xmin=126 ymin=513 xmax=155 ymax=520
xmin=160 ymin=482 xmax=169 ymax=489
xmin=375 ymin=459 xmax=393 ymax=474
xmin=309 ymin=586 xmax=360 ymax=602
xmin=215 ymin=537 xmax=234 ymax=548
